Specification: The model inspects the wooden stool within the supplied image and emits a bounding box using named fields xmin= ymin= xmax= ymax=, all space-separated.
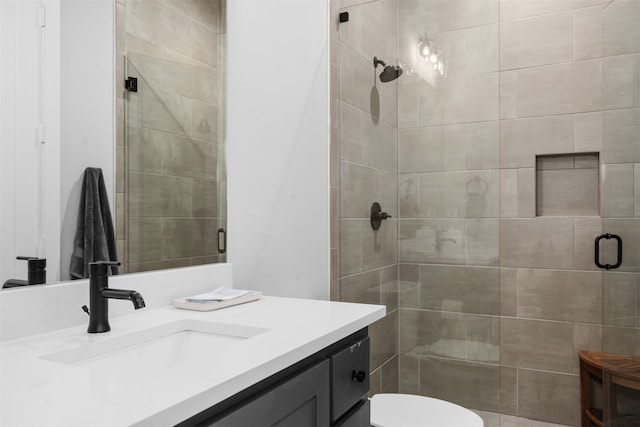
xmin=579 ymin=351 xmax=640 ymax=427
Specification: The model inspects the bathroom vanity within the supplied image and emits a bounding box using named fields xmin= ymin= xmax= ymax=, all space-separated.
xmin=0 ymin=295 xmax=384 ymax=427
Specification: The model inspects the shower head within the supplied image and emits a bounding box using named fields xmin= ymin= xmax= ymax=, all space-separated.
xmin=373 ymin=56 xmax=403 ymax=82
xmin=379 ymin=64 xmax=403 ymax=82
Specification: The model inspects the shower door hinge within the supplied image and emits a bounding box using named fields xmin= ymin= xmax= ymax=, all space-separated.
xmin=39 ymin=6 xmax=46 ymax=28
xmin=125 ymin=77 xmax=138 ymax=92
xmin=37 ymin=123 xmax=46 ymax=144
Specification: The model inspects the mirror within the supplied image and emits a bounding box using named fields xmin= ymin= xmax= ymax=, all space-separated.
xmin=0 ymin=0 xmax=227 ymax=286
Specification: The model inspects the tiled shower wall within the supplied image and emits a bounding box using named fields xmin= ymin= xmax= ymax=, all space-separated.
xmin=330 ymin=0 xmax=401 ymax=395
xmin=395 ymin=1 xmax=640 ymax=426
xmin=115 ymin=0 xmax=225 ymax=272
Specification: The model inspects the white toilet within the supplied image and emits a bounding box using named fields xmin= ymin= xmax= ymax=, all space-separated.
xmin=370 ymin=393 xmax=484 ymax=427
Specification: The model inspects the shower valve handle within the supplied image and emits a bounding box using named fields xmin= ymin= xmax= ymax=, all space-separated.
xmin=375 ymin=211 xmax=392 ymax=220
xmin=370 ymin=202 xmax=391 ymax=230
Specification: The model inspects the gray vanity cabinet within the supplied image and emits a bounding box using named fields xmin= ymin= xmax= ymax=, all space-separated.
xmin=206 ymin=360 xmax=330 ymax=427
xmin=180 ymin=328 xmax=370 ymax=427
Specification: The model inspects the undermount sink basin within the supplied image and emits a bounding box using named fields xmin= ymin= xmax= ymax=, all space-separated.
xmin=40 ymin=319 xmax=269 ymax=372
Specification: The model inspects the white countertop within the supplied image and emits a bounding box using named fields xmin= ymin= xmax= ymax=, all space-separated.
xmin=0 ymin=296 xmax=385 ymax=427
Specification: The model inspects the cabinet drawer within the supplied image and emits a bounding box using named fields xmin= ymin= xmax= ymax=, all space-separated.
xmin=330 ymin=337 xmax=370 ymax=422
xmin=205 ymin=359 xmax=330 ymax=427
xmin=335 ymin=399 xmax=370 ymax=427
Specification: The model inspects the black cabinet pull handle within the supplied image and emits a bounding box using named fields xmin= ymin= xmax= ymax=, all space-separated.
xmin=351 ymin=370 xmax=366 ymax=383
xmin=595 ymin=233 xmax=622 ymax=270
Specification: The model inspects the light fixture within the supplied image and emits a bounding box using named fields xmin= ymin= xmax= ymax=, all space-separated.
xmin=419 ymin=39 xmax=431 ymax=59
xmin=418 ymin=34 xmax=445 ymax=78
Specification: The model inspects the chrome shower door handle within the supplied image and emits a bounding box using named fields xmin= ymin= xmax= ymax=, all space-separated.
xmin=594 ymin=233 xmax=622 ymax=270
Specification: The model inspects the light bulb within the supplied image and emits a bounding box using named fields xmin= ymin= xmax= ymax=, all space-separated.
xmin=429 ymin=53 xmax=438 ymax=64
xmin=419 ymin=40 xmax=431 ymax=59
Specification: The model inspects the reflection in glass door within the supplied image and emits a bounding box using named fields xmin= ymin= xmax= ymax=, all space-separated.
xmin=124 ymin=54 xmax=226 ymax=274
xmin=599 ymin=1 xmax=640 ymax=425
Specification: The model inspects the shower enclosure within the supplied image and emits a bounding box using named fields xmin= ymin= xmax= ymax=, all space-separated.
xmin=333 ymin=0 xmax=640 ymax=426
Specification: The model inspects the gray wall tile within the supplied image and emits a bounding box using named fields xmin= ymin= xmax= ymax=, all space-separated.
xmin=517 ymin=369 xmax=580 ymax=426
xmin=501 ymin=366 xmax=518 ymax=416
xmin=500 ymin=0 xmax=608 ymax=21
xmin=399 ymin=81 xmax=420 ymax=128
xmin=500 ymin=169 xmax=518 ymax=218
xmin=501 ymin=318 xmax=574 ymax=373
xmin=381 ymin=265 xmax=399 ymax=312
xmin=575 ymin=5 xmax=604 ymax=60
xmin=398 ymin=174 xmax=421 ymax=218
xmin=500 ymin=12 xmax=573 ymax=70
xmin=573 ymin=323 xmax=603 ymax=373
xmin=419 ymin=172 xmax=444 ymax=218
xmin=362 ymin=219 xmax=397 ymax=271
xmin=442 ymin=171 xmax=499 ymax=218
xmin=574 ymin=112 xmax=603 ymax=153
xmin=340 ymin=161 xmax=376 ymax=218
xmin=399 ymin=264 xmax=420 ymax=309
xmin=399 ymin=308 xmax=467 ymax=359
xmin=574 ymin=217 xmax=603 ymax=271
xmin=602 ymin=163 xmax=634 ymax=217
xmin=517 ymin=269 xmax=603 ymax=323
xmin=604 ymin=54 xmax=636 ymax=110
xmin=443 ymin=125 xmax=467 ymax=171
xmin=340 ymin=219 xmax=362 ymax=275
xmin=500 ymin=218 xmax=574 ymax=269
xmin=380 ymin=355 xmax=399 ymax=394
xmin=420 ymin=356 xmax=500 ymax=412
xmin=399 ymin=219 xmax=466 ymax=264
xmin=500 ymin=268 xmax=517 ymax=317
xmin=602 ymin=0 xmax=640 ymax=57
xmin=466 ymin=314 xmax=500 ymax=363
xmin=466 ymin=219 xmax=500 ymax=266
xmin=398 ymin=127 xmax=443 ymax=173
xmin=517 ymin=168 xmax=535 ymax=218
xmin=421 ymin=0 xmax=499 ymax=33
xmin=515 ymin=60 xmax=603 ymax=118
xmin=370 ymin=310 xmax=398 ymax=371
xmin=603 ymin=272 xmax=636 ymax=327
xmin=440 ymin=73 xmax=500 ymax=124
xmin=467 ymin=121 xmax=499 ymax=170
xmin=419 ymin=265 xmax=500 ymax=315
xmin=500 ymin=116 xmax=574 ymax=168
xmin=340 ymin=270 xmax=381 ymax=305
xmin=398 ymin=353 xmax=420 ymax=394
xmin=602 ymin=109 xmax=640 ymax=164
xmin=500 ymin=70 xmax=517 ymax=119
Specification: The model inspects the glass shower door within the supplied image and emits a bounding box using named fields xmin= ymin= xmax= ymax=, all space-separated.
xmin=599 ymin=1 xmax=640 ymax=425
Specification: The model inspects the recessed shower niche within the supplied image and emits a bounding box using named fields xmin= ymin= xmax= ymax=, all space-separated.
xmin=536 ymin=153 xmax=600 ymax=217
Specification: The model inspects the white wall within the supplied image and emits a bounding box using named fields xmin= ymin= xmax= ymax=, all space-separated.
xmin=59 ymin=0 xmax=115 ymax=281
xmin=0 ymin=0 xmax=60 ymax=285
xmin=227 ymin=0 xmax=330 ymax=300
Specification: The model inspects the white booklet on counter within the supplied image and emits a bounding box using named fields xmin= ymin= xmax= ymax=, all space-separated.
xmin=173 ymin=287 xmax=262 ymax=311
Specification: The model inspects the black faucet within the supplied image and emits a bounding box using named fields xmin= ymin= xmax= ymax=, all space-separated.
xmin=2 ymin=256 xmax=47 ymax=288
xmin=87 ymin=261 xmax=145 ymax=334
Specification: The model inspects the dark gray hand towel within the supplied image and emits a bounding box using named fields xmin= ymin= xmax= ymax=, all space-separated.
xmin=70 ymin=167 xmax=120 ymax=279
